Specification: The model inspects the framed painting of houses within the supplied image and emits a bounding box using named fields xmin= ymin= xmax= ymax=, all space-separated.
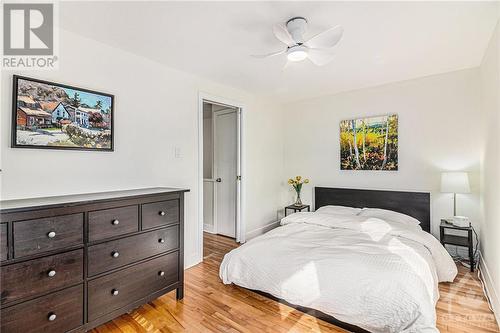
xmin=340 ymin=114 xmax=398 ymax=171
xmin=11 ymin=75 xmax=114 ymax=151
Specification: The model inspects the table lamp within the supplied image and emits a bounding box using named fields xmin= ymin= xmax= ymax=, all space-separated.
xmin=440 ymin=172 xmax=470 ymax=227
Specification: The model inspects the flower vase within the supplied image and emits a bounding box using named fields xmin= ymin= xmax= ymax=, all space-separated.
xmin=294 ymin=190 xmax=303 ymax=206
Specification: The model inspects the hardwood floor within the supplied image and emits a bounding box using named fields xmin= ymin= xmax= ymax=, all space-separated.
xmin=92 ymin=232 xmax=499 ymax=333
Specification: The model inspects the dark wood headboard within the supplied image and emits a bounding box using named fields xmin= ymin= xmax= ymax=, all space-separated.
xmin=314 ymin=187 xmax=431 ymax=233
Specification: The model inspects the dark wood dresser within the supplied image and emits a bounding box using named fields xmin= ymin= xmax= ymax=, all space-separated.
xmin=0 ymin=187 xmax=188 ymax=333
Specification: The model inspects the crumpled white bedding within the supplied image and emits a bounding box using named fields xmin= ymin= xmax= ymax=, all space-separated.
xmin=220 ymin=212 xmax=457 ymax=333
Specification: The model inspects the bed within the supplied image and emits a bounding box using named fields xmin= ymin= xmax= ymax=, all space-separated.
xmin=219 ymin=187 xmax=458 ymax=333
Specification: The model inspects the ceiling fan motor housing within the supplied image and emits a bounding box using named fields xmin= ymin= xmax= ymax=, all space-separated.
xmin=286 ymin=17 xmax=308 ymax=44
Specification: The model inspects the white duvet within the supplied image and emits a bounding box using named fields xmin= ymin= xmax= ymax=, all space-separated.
xmin=220 ymin=212 xmax=457 ymax=333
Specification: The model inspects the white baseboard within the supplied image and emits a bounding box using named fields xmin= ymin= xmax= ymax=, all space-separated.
xmin=246 ymin=220 xmax=280 ymax=240
xmin=185 ymin=252 xmax=201 ymax=269
xmin=479 ymin=252 xmax=500 ymax=324
xmin=203 ymin=224 xmax=215 ymax=234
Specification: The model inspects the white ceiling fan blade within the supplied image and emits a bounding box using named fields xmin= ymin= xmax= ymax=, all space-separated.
xmin=251 ymin=49 xmax=286 ymax=58
xmin=273 ymin=24 xmax=296 ymax=47
xmin=308 ymin=49 xmax=335 ymax=66
xmin=305 ymin=25 xmax=344 ymax=49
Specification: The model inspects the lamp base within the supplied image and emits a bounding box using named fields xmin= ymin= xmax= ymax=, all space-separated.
xmin=452 ymin=216 xmax=470 ymax=227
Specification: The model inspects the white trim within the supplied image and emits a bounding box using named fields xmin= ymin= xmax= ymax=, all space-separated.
xmin=203 ymin=225 xmax=216 ymax=234
xmin=198 ymin=92 xmax=246 ymax=265
xmin=210 ymin=109 xmax=217 ymax=236
xmin=479 ymin=251 xmax=500 ymax=324
xmin=236 ymin=107 xmax=243 ymax=243
xmin=185 ymin=252 xmax=201 ymax=269
xmin=212 ymin=110 xmax=219 ymax=236
xmin=239 ymin=105 xmax=246 ymax=243
xmin=246 ymin=220 xmax=280 ymax=240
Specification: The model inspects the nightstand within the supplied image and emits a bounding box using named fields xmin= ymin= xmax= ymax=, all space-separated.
xmin=285 ymin=204 xmax=310 ymax=216
xmin=439 ymin=220 xmax=475 ymax=272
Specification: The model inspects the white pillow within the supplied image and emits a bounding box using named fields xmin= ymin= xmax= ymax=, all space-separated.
xmin=315 ymin=205 xmax=362 ymax=216
xmin=358 ymin=208 xmax=421 ymax=226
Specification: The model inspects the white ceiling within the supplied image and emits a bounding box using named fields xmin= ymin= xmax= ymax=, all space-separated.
xmin=60 ymin=1 xmax=498 ymax=102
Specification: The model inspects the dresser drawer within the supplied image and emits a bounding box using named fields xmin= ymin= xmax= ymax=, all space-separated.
xmin=1 ymin=223 xmax=8 ymax=261
xmin=87 ymin=225 xmax=179 ymax=276
xmin=1 ymin=249 xmax=83 ymax=305
xmin=88 ymin=251 xmax=178 ymax=321
xmin=142 ymin=200 xmax=179 ymax=229
xmin=13 ymin=213 xmax=83 ymax=258
xmin=88 ymin=205 xmax=139 ymax=242
xmin=0 ymin=284 xmax=83 ymax=333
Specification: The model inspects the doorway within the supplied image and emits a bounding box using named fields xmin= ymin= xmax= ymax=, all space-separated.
xmin=199 ymin=95 xmax=244 ymax=261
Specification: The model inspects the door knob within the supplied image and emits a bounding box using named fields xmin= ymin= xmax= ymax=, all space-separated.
xmin=216 ymin=178 xmax=222 ymax=183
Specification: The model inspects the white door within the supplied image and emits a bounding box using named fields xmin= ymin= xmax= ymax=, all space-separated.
xmin=214 ymin=109 xmax=237 ymax=238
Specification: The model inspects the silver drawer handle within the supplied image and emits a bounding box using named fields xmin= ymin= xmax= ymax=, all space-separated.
xmin=159 ymin=211 xmax=166 ymax=216
xmin=158 ymin=238 xmax=165 ymax=243
xmin=111 ymin=289 xmax=119 ymax=296
xmin=112 ymin=219 xmax=120 ymax=225
xmin=47 ymin=270 xmax=56 ymax=277
xmin=158 ymin=271 xmax=165 ymax=277
xmin=111 ymin=251 xmax=120 ymax=258
xmin=48 ymin=313 xmax=57 ymax=321
xmin=47 ymin=231 xmax=56 ymax=238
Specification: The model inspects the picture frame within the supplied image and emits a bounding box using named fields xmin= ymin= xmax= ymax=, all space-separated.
xmin=11 ymin=75 xmax=114 ymax=151
xmin=340 ymin=114 xmax=398 ymax=171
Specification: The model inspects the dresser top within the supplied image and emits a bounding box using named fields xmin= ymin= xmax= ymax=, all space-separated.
xmin=0 ymin=187 xmax=189 ymax=213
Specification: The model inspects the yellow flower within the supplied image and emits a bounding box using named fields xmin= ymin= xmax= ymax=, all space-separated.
xmin=288 ymin=176 xmax=310 ymax=186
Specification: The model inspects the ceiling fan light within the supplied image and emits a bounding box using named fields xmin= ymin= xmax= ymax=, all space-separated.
xmin=287 ymin=46 xmax=308 ymax=62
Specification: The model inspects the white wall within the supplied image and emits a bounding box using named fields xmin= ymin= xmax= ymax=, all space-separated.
xmin=282 ymin=69 xmax=483 ymax=237
xmin=479 ymin=19 xmax=500 ymax=317
xmin=0 ymin=29 xmax=284 ymax=268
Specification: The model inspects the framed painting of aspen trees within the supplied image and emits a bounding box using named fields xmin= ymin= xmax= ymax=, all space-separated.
xmin=340 ymin=115 xmax=398 ymax=171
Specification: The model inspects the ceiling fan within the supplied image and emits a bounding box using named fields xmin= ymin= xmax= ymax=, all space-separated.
xmin=253 ymin=17 xmax=343 ymax=66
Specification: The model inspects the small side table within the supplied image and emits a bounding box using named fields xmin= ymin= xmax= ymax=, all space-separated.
xmin=439 ymin=220 xmax=475 ymax=272
xmin=285 ymin=204 xmax=310 ymax=216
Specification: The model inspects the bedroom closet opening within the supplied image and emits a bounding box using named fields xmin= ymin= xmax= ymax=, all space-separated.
xmin=202 ymin=100 xmax=242 ymax=258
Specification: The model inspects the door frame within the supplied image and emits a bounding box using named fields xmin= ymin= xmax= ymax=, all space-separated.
xmin=198 ymin=92 xmax=246 ymax=263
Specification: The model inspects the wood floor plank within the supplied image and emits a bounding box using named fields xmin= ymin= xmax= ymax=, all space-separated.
xmin=92 ymin=232 xmax=499 ymax=333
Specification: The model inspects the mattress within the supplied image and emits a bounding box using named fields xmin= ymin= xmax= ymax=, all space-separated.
xmin=220 ymin=211 xmax=457 ymax=333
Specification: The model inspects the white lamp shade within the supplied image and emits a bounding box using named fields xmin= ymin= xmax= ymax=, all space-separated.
xmin=441 ymin=172 xmax=470 ymax=193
